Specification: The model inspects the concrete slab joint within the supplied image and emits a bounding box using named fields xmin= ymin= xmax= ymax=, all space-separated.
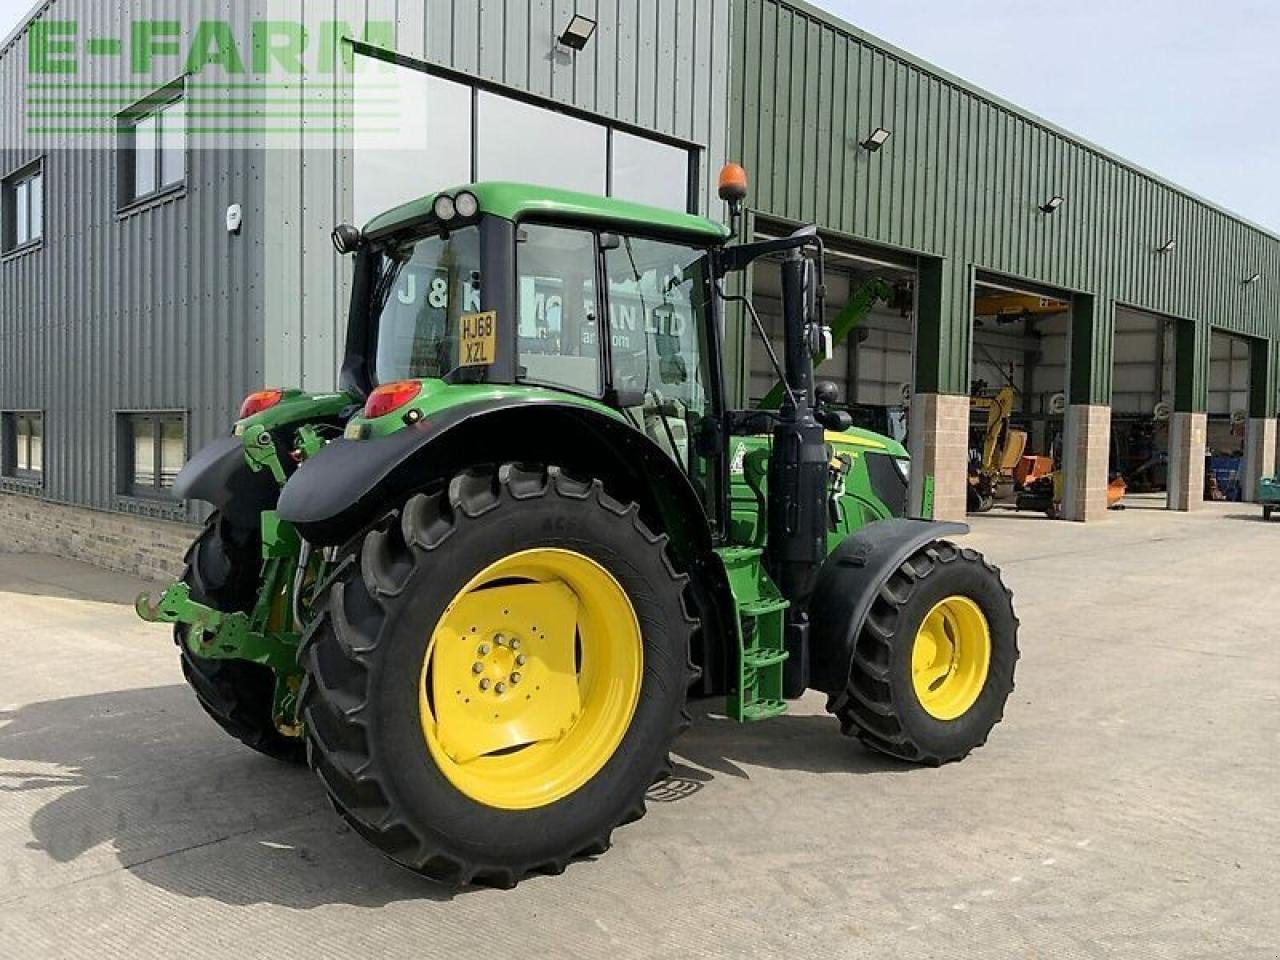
xmin=908 ymin=392 xmax=970 ymax=522
xmin=1061 ymin=404 xmax=1112 ymax=523
xmin=1167 ymin=412 xmax=1208 ymax=512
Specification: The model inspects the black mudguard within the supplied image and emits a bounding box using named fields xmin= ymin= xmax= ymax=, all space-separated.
xmin=806 ymin=518 xmax=969 ymax=694
xmin=173 ymin=435 xmax=280 ymax=529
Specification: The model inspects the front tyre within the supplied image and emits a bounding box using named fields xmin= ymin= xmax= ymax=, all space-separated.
xmin=299 ymin=465 xmax=696 ymax=887
xmin=829 ymin=540 xmax=1019 ymax=765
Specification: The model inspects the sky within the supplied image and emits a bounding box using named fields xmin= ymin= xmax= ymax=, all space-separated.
xmin=1 ymin=1 xmax=1276 ymax=232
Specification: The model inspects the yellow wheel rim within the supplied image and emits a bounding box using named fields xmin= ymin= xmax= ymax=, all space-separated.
xmin=418 ymin=548 xmax=643 ymax=810
xmin=911 ymin=595 xmax=991 ymax=721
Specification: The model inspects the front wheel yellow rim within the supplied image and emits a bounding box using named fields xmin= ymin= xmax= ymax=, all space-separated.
xmin=418 ymin=548 xmax=643 ymax=810
xmin=911 ymin=595 xmax=991 ymax=721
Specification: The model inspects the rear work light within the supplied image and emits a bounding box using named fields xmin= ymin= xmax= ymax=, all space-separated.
xmin=239 ymin=389 xmax=284 ymax=419
xmin=364 ymin=380 xmax=422 ymax=419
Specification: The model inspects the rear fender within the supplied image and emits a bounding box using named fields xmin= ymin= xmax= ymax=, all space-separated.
xmin=806 ymin=519 xmax=969 ymax=694
xmin=173 ymin=436 xmax=279 ymax=529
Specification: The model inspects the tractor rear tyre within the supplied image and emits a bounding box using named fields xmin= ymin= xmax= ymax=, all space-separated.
xmin=829 ymin=540 xmax=1018 ymax=765
xmin=178 ymin=514 xmax=305 ymax=764
xmin=299 ymin=464 xmax=696 ymax=887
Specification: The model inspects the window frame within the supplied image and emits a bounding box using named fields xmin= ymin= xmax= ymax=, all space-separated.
xmin=117 ymin=79 xmax=188 ymax=211
xmin=117 ymin=411 xmax=187 ymax=501
xmin=3 ymin=158 xmax=45 ymax=254
xmin=2 ymin=410 xmax=45 ymax=484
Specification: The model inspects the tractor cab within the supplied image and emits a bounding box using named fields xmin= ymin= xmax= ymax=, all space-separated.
xmin=332 ymin=183 xmax=733 ymax=524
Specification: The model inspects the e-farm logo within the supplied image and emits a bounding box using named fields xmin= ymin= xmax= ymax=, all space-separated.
xmin=23 ymin=17 xmax=397 ymax=139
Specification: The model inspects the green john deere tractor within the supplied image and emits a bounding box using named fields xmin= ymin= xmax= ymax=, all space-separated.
xmin=138 ymin=170 xmax=1019 ymax=887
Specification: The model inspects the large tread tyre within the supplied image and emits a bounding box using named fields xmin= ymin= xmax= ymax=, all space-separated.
xmin=829 ymin=540 xmax=1018 ymax=765
xmin=177 ymin=515 xmax=305 ymax=764
xmin=299 ymin=464 xmax=696 ymax=887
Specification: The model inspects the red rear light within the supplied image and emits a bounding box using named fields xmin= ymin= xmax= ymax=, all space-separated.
xmin=365 ymin=380 xmax=422 ymax=419
xmin=239 ymin=389 xmax=284 ymax=419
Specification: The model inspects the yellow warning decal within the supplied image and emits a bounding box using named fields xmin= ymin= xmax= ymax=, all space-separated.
xmin=460 ymin=311 xmax=497 ymax=367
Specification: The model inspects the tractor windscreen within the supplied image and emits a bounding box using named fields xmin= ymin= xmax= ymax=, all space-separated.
xmin=371 ymin=226 xmax=482 ymax=383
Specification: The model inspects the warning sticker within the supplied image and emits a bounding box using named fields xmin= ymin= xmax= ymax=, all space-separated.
xmin=460 ymin=311 xmax=497 ymax=367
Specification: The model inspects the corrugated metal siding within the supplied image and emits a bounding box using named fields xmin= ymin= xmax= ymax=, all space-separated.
xmin=267 ymin=0 xmax=732 ymax=392
xmin=731 ymin=0 xmax=1280 ymax=408
xmin=0 ymin=0 xmax=266 ymax=516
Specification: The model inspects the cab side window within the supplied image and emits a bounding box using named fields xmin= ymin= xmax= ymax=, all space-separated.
xmin=516 ymin=224 xmax=601 ymax=395
xmin=604 ymin=236 xmax=714 ymax=473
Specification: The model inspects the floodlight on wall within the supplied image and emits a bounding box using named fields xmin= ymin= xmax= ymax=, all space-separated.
xmin=1157 ymin=239 xmax=1177 ymax=254
xmin=1039 ymin=195 xmax=1065 ymax=214
xmin=860 ymin=127 xmax=892 ymax=152
xmin=558 ymin=14 xmax=597 ymax=50
xmin=1244 ymin=271 xmax=1262 ymax=285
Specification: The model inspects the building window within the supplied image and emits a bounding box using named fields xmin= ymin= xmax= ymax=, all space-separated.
xmin=2 ymin=411 xmax=44 ymax=482
xmin=120 ymin=413 xmax=185 ymax=498
xmin=120 ymin=85 xmax=186 ymax=207
xmin=353 ymin=69 xmax=472 ymax=226
xmin=350 ymin=52 xmax=698 ymax=223
xmin=611 ymin=131 xmax=692 ymax=212
xmin=477 ymin=92 xmax=608 ymax=196
xmin=4 ymin=161 xmax=44 ymax=251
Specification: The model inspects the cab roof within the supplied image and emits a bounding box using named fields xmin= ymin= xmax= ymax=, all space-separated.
xmin=363 ymin=182 xmax=732 ymax=244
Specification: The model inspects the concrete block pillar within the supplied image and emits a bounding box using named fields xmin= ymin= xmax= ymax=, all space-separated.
xmin=1061 ymin=404 xmax=1112 ymax=522
xmin=907 ymin=393 xmax=970 ymax=521
xmin=1167 ymin=412 xmax=1207 ymax=511
xmin=1241 ymin=418 xmax=1277 ymax=501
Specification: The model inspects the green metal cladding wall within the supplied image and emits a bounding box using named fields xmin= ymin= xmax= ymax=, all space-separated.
xmin=729 ymin=0 xmax=1280 ymax=414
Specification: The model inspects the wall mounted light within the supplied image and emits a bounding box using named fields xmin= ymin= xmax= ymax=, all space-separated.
xmin=558 ymin=14 xmax=597 ymax=50
xmin=1157 ymin=239 xmax=1177 ymax=254
xmin=1244 ymin=271 xmax=1262 ymax=285
xmin=1039 ymin=195 xmax=1065 ymax=214
xmin=861 ymin=127 xmax=892 ymax=152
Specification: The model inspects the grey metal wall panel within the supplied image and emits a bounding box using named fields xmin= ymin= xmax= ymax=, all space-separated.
xmin=731 ymin=0 xmax=1280 ymax=404
xmin=0 ymin=0 xmax=267 ymax=517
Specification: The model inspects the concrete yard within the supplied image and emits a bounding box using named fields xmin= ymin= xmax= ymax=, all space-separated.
xmin=1 ymin=503 xmax=1276 ymax=959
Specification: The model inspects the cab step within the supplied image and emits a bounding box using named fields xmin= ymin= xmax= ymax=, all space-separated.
xmin=717 ymin=547 xmax=790 ymax=723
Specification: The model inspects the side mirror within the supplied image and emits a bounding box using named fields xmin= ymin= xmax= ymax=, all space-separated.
xmin=815 ymin=381 xmax=841 ymax=406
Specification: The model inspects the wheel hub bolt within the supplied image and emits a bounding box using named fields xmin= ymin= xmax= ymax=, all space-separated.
xmin=471 ymin=662 xmax=484 ymax=674
xmin=494 ymin=634 xmax=506 ymax=647
xmin=516 ymin=654 xmax=527 ymax=667
xmin=495 ymin=682 xmax=507 ymax=694
xmin=479 ymin=678 xmax=490 ymax=691
xmin=510 ymin=639 xmax=521 ymax=651
xmin=510 ymin=673 xmax=521 ymax=685
xmin=477 ymin=644 xmax=490 ymax=656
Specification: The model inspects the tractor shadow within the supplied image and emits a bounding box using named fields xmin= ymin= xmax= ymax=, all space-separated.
xmin=1 ymin=687 xmax=901 ymax=908
xmin=0 ymin=685 xmax=454 ymax=909
xmin=648 ymin=699 xmax=909 ymax=804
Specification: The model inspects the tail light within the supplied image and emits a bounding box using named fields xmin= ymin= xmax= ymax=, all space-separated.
xmin=364 ymin=380 xmax=422 ymax=419
xmin=239 ymin=389 xmax=284 ymax=419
